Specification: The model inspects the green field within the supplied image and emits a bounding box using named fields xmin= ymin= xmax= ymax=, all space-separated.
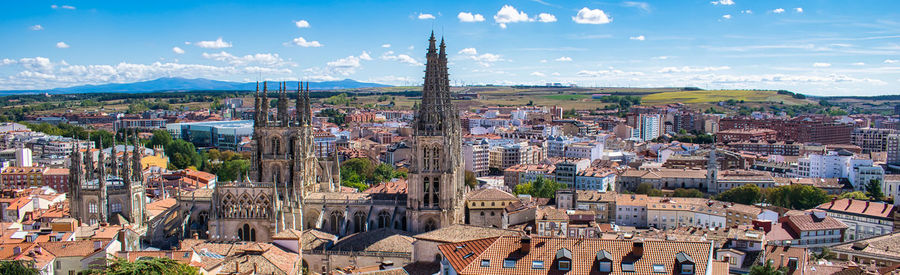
xmin=641 ymin=90 xmax=806 ymax=105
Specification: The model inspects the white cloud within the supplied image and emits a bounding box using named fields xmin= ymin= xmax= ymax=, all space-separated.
xmin=326 ymin=55 xmax=362 ymax=75
xmin=530 ymin=72 xmax=546 ymax=77
xmin=711 ymin=0 xmax=734 ymax=5
xmin=288 ymin=37 xmax=323 ymax=47
xmin=722 ymin=14 xmax=732 ymax=19
xmin=572 ymin=7 xmax=611 ymax=24
xmin=851 ymin=62 xmax=865 ymax=66
xmin=418 ymin=13 xmax=436 ymax=20
xmin=359 ymin=51 xmax=372 ymax=61
xmin=381 ymin=44 xmax=391 ymax=48
xmin=458 ymin=48 xmax=478 ymax=55
xmin=773 ymin=8 xmax=785 ymax=14
xmin=494 ymin=5 xmax=530 ymax=28
xmin=51 ymin=5 xmax=75 ymax=10
xmin=202 ymin=51 xmax=292 ymax=67
xmin=0 ymin=59 xmax=15 ymax=66
xmin=294 ymin=20 xmax=310 ymax=28
xmin=741 ymin=10 xmax=752 ymax=14
xmin=551 ymin=72 xmax=561 ymax=76
xmin=622 ymin=2 xmax=651 ymax=13
xmin=30 ymin=25 xmax=43 ymax=31
xmin=885 ymin=59 xmax=900 ymax=64
xmin=458 ymin=12 xmax=485 ymax=22
xmin=794 ymin=7 xmax=803 ymax=13
xmin=577 ymin=69 xmax=644 ymax=77
xmin=56 ymin=42 xmax=69 ymax=49
xmin=629 ymin=35 xmax=645 ymax=41
xmin=368 ymin=75 xmax=413 ymax=85
xmin=813 ymin=62 xmax=831 ymax=67
xmin=194 ymin=37 xmax=232 ymax=49
xmin=381 ymin=51 xmax=423 ymax=66
xmin=537 ymin=13 xmax=557 ymax=23
xmin=652 ymin=56 xmax=670 ymax=60
xmin=540 ymin=59 xmax=548 ymax=63
xmin=172 ymin=47 xmax=185 ymax=54
xmin=555 ymin=56 xmax=573 ymax=62
xmin=658 ymin=66 xmax=730 ymax=73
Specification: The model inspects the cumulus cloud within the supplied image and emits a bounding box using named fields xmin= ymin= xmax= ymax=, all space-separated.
xmin=368 ymin=75 xmax=413 ymax=85
xmin=172 ymin=47 xmax=185 ymax=54
xmin=202 ymin=51 xmax=292 ymax=67
xmin=722 ymin=14 xmax=732 ymax=19
xmin=551 ymin=72 xmax=561 ymax=76
xmin=458 ymin=48 xmax=478 ymax=55
xmin=813 ymin=62 xmax=831 ymax=67
xmin=458 ymin=12 xmax=485 ymax=22
xmin=555 ymin=56 xmax=573 ymax=62
xmin=359 ymin=51 xmax=372 ymax=61
xmin=851 ymin=62 xmax=865 ymax=66
xmin=658 ymin=66 xmax=730 ymax=73
xmin=537 ymin=13 xmax=557 ymax=23
xmin=629 ymin=35 xmax=645 ymax=41
xmin=577 ymin=69 xmax=644 ymax=77
xmin=381 ymin=44 xmax=391 ymax=48
xmin=381 ymin=51 xmax=422 ymax=66
xmin=294 ymin=20 xmax=310 ymax=28
xmin=795 ymin=7 xmax=803 ymax=13
xmin=418 ymin=13 xmax=436 ymax=20
xmin=572 ymin=7 xmax=611 ymax=24
xmin=56 ymin=42 xmax=69 ymax=49
xmin=457 ymin=48 xmax=504 ymax=66
xmin=773 ymin=8 xmax=785 ymax=14
xmin=288 ymin=37 xmax=323 ymax=47
xmin=51 ymin=5 xmax=75 ymax=10
xmin=494 ymin=5 xmax=530 ymax=28
xmin=194 ymin=37 xmax=232 ymax=49
xmin=885 ymin=59 xmax=899 ymax=64
xmin=530 ymin=72 xmax=546 ymax=77
xmin=326 ymin=55 xmax=363 ymax=75
xmin=710 ymin=0 xmax=734 ymax=5
xmin=30 ymin=25 xmax=43 ymax=31
xmin=741 ymin=10 xmax=752 ymax=14
xmin=0 ymin=57 xmax=280 ymax=90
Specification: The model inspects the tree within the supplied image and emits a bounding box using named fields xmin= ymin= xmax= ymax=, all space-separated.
xmin=465 ymin=170 xmax=477 ymax=188
xmin=373 ymin=163 xmax=395 ymax=183
xmin=217 ymin=159 xmax=250 ymax=182
xmin=514 ymin=176 xmax=565 ymax=198
xmin=866 ymin=179 xmax=884 ymax=200
xmin=838 ymin=191 xmax=869 ymax=200
xmin=811 ymin=247 xmax=834 ymax=261
xmin=90 ymin=130 xmax=115 ymax=148
xmin=716 ymin=184 xmax=764 ymax=205
xmin=673 ymin=188 xmax=705 ymax=198
xmin=749 ymin=260 xmax=787 ymax=275
xmin=147 ymin=130 xmax=173 ymax=149
xmin=767 ymin=184 xmax=830 ymax=210
xmin=635 ymin=183 xmax=663 ymax=197
xmin=166 ymin=139 xmax=201 ymax=169
xmin=83 ymin=256 xmax=197 ymax=275
xmin=0 ymin=260 xmax=38 ymax=275
xmin=341 ymin=158 xmax=375 ymax=183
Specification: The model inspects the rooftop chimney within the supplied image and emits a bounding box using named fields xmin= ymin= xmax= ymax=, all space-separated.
xmin=94 ymin=240 xmax=102 ymax=251
xmin=520 ymin=235 xmax=532 ymax=254
xmin=632 ymin=239 xmax=644 ymax=258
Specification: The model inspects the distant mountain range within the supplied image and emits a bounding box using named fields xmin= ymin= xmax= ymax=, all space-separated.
xmin=0 ymin=77 xmax=392 ymax=94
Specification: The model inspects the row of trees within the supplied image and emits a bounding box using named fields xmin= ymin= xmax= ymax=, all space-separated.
xmin=339 ymin=158 xmax=407 ymax=191
xmin=513 ymin=176 xmax=565 ymax=199
xmin=0 ymin=256 xmax=197 ymax=275
xmin=716 ymin=180 xmax=889 ymax=209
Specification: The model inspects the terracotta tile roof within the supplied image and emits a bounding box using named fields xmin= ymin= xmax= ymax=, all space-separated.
xmin=781 ymin=212 xmax=848 ymax=232
xmin=467 ymin=188 xmax=517 ymax=201
xmin=301 ymin=229 xmax=337 ymax=250
xmin=816 ymin=198 xmax=894 ymax=219
xmin=364 ymin=178 xmax=408 ymax=194
xmin=38 ymin=240 xmax=109 ymax=257
xmin=762 ymin=245 xmax=808 ymax=275
xmin=439 ymin=235 xmax=712 ymax=275
xmin=332 ymin=228 xmax=414 ymax=253
xmin=413 ymin=224 xmax=523 ymax=243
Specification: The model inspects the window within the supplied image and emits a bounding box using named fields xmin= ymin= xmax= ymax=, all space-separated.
xmin=558 ymin=260 xmax=571 ymax=271
xmin=622 ymin=262 xmax=635 ymax=272
xmin=653 ymin=264 xmax=666 ymax=273
xmin=503 ymin=259 xmax=516 ymax=268
xmin=599 ymin=262 xmax=612 ymax=272
xmin=532 ymin=261 xmax=544 ymax=269
xmin=681 ymin=264 xmax=694 ymax=274
xmin=481 ymin=259 xmax=490 ymax=267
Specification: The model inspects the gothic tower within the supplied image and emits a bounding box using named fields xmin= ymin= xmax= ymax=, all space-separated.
xmin=407 ymin=33 xmax=466 ymax=233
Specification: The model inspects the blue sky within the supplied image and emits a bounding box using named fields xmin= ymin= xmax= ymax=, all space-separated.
xmin=1 ymin=0 xmax=899 ymax=96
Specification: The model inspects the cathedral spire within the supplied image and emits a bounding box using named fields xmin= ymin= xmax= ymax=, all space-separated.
xmin=254 ymin=81 xmax=261 ymax=125
xmin=296 ymin=82 xmax=303 ymax=126
xmin=261 ymin=81 xmax=269 ymax=126
xmin=416 ymin=32 xmax=453 ymax=136
xmin=303 ymin=82 xmax=311 ymax=126
xmin=278 ymin=81 xmax=289 ymax=127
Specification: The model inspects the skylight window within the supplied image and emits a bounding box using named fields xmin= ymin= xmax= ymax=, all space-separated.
xmin=532 ymin=260 xmax=545 ymax=269
xmin=503 ymin=259 xmax=516 ymax=268
xmin=481 ymin=259 xmax=490 ymax=267
xmin=653 ymin=264 xmax=666 ymax=273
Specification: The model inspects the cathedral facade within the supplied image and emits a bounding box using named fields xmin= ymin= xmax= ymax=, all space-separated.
xmin=207 ymin=82 xmax=319 ymax=243
xmin=405 ymin=33 xmax=467 ymax=232
xmin=69 ymin=134 xmax=147 ymax=228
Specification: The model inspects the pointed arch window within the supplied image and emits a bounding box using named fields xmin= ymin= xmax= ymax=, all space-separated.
xmin=353 ymin=212 xmax=367 ymax=233
xmin=432 ymin=177 xmax=440 ymax=207
xmin=423 ymin=177 xmax=431 ymax=206
xmin=378 ymin=211 xmax=391 ymax=229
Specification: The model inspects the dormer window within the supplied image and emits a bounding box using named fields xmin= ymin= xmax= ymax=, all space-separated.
xmin=597 ymin=249 xmax=613 ymax=272
xmin=556 ymin=248 xmax=573 ymax=271
xmin=675 ymin=251 xmax=695 ymax=274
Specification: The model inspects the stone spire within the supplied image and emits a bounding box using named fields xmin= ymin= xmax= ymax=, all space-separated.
xmin=254 ymin=81 xmax=261 ymax=125
xmin=415 ymin=32 xmax=455 ymax=136
xmin=278 ymin=81 xmax=289 ymax=127
xmin=261 ymin=81 xmax=269 ymax=126
xmin=98 ymin=136 xmax=108 ymax=223
xmin=132 ymin=133 xmax=142 ymax=184
xmin=295 ymin=82 xmax=304 ymax=126
xmin=111 ymin=139 xmax=118 ymax=177
xmin=332 ymin=149 xmax=341 ymax=191
xmin=68 ymin=142 xmax=83 ymax=218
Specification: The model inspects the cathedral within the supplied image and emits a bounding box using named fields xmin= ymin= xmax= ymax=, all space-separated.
xmin=69 ymin=134 xmax=147 ymax=228
xmin=178 ymin=32 xmax=466 ymax=244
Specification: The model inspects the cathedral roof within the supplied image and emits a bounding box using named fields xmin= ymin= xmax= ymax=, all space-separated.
xmin=332 ymin=228 xmax=414 ymax=254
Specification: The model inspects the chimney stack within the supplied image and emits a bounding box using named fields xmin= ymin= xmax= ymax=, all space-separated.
xmin=94 ymin=240 xmax=103 ymax=251
xmin=520 ymin=235 xmax=532 ymax=254
xmin=632 ymin=239 xmax=644 ymax=258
